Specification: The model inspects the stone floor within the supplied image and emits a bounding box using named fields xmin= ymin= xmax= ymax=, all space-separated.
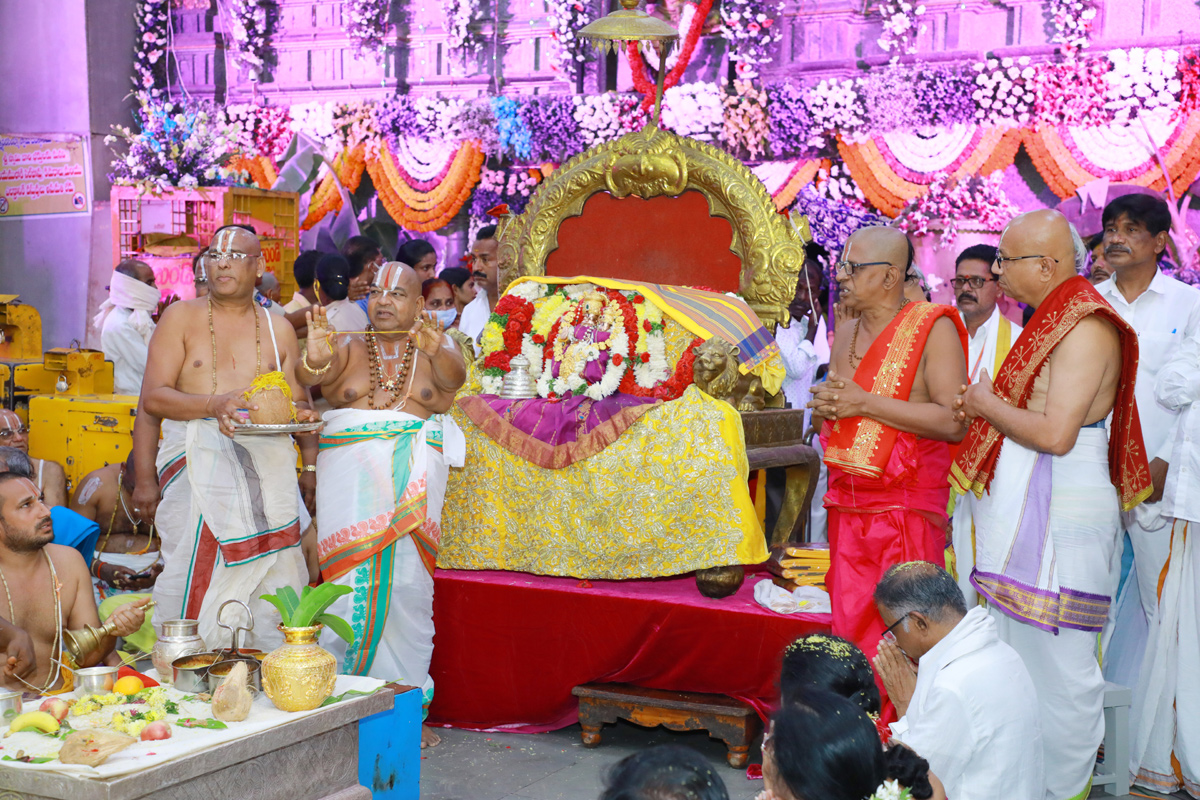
xmin=419 ymin=722 xmax=1162 ymax=800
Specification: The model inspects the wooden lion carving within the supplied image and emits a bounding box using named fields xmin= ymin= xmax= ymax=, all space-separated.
xmin=691 ymin=338 xmax=765 ymax=412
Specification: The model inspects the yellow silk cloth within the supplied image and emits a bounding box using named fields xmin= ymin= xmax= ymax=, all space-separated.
xmin=510 ymin=275 xmax=786 ymax=395
xmin=438 ymin=385 xmax=768 ymax=578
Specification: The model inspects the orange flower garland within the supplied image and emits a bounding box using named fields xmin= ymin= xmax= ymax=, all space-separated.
xmin=367 ymin=139 xmax=484 ymax=232
xmin=300 ymin=145 xmax=367 ymax=231
xmin=771 ymin=159 xmax=831 ymax=211
xmin=1021 ymin=113 xmax=1200 ymax=199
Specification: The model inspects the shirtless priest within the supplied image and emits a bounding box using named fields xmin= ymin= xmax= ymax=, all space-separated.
xmin=0 ymin=472 xmax=148 ymax=693
xmin=141 ymin=224 xmax=318 ymax=652
xmin=805 ymin=226 xmax=968 ymax=709
xmin=299 ymin=261 xmax=466 ymax=749
xmin=952 ymin=209 xmax=1150 ymax=800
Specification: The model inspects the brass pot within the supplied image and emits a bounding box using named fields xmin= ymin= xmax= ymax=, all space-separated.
xmin=260 ymin=625 xmax=337 ymax=712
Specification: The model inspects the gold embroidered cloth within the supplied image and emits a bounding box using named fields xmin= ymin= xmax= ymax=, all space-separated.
xmin=438 ymin=385 xmax=768 ymax=578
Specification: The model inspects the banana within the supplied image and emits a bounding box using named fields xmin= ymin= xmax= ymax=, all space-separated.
xmin=8 ymin=710 xmax=62 ymax=735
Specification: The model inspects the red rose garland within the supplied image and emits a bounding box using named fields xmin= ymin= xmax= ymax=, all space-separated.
xmin=627 ymin=0 xmax=714 ymax=113
xmin=618 ymin=337 xmax=703 ymax=401
xmin=481 ymin=295 xmax=535 ymax=379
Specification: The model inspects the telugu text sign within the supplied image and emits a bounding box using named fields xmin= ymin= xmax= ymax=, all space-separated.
xmin=0 ymin=134 xmax=90 ymax=218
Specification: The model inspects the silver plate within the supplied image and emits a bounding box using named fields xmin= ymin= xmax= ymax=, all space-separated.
xmin=231 ymin=420 xmax=324 ymax=435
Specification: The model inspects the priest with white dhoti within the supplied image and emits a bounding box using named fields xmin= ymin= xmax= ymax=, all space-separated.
xmin=1131 ymin=330 xmax=1200 ymax=795
xmin=950 ymin=211 xmax=1152 ymax=800
xmin=299 ymin=261 xmax=467 ymax=749
xmin=948 ymin=244 xmax=1021 ymax=605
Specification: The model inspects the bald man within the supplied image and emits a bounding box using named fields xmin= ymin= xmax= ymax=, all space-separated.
xmin=0 ymin=410 xmax=66 ymax=508
xmin=299 ymin=262 xmax=466 ymax=749
xmin=951 ymin=210 xmax=1151 ymax=800
xmin=805 ymin=226 xmax=968 ymax=710
xmin=141 ymin=224 xmax=318 ymax=655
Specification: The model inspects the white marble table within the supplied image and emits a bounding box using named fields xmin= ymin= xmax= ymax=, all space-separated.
xmin=1 ymin=690 xmax=393 ymax=800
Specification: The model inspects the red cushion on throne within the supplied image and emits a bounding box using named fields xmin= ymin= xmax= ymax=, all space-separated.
xmin=543 ymin=190 xmax=742 ymax=292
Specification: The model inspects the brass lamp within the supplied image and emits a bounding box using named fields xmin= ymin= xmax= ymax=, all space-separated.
xmin=577 ymin=0 xmax=681 ymax=127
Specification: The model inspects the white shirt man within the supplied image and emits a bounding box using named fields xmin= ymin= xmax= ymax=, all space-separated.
xmin=1094 ymin=201 xmax=1200 ymax=637
xmin=457 ymin=290 xmax=490 ymax=341
xmin=1130 ymin=330 xmax=1200 ymax=795
xmin=324 ymin=297 xmax=369 ymax=333
xmin=875 ymin=563 xmax=1044 ymax=800
xmin=94 ymin=261 xmax=161 ymax=396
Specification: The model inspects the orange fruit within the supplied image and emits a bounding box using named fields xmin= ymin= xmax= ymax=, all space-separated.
xmin=114 ymin=675 xmax=144 ymax=696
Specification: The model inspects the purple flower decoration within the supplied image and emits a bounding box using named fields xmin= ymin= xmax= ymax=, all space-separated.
xmin=519 ymin=96 xmax=584 ymax=163
xmin=765 ymin=80 xmax=822 ymax=158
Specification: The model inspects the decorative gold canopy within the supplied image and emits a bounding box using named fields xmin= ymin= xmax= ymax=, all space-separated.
xmin=578 ymin=0 xmax=679 ymax=126
xmin=493 ymin=124 xmax=806 ymax=331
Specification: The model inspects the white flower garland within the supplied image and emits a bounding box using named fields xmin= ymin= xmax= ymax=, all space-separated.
xmin=1047 ymin=0 xmax=1099 ymax=58
xmin=133 ymin=0 xmax=170 ymax=99
xmin=547 ymin=0 xmax=595 ymax=80
xmin=346 ymin=0 xmax=390 ymax=62
xmin=806 ymin=77 xmax=866 ymax=137
xmin=719 ymin=0 xmax=785 ymax=73
xmin=661 ymin=82 xmax=725 ymax=141
xmin=876 ymin=0 xmax=926 ymax=60
xmin=441 ymin=0 xmax=482 ymax=64
xmin=573 ymin=94 xmax=645 ymax=150
xmin=228 ymin=0 xmax=273 ymax=80
xmin=972 ymin=56 xmax=1036 ymax=126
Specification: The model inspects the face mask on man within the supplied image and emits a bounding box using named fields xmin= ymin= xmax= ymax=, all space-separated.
xmin=432 ymin=307 xmax=458 ymax=328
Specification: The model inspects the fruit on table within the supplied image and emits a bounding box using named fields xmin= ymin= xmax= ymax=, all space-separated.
xmin=38 ymin=698 xmax=70 ymax=723
xmin=139 ymin=721 xmax=171 ymax=741
xmin=8 ymin=711 xmax=61 ymax=735
xmin=114 ymin=675 xmax=144 ymax=695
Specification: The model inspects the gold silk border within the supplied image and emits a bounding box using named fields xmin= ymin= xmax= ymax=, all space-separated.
xmin=439 ymin=385 xmax=768 ymax=578
xmin=823 ymin=302 xmax=946 ymax=478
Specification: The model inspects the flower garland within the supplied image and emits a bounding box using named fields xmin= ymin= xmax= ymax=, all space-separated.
xmin=573 ymin=94 xmax=645 ymax=150
xmin=719 ymin=0 xmax=785 ymax=75
xmin=1033 ymin=59 xmax=1111 ymax=127
xmin=806 ymin=78 xmax=866 ymax=137
xmin=520 ymin=96 xmax=584 ymax=162
xmin=764 ymin=81 xmax=822 ymax=157
xmin=366 ymin=139 xmax=484 ymax=232
xmin=661 ymin=82 xmax=724 ymax=141
xmin=299 ymin=145 xmax=366 ymax=229
xmin=492 ymin=97 xmax=534 ymax=161
xmin=441 ymin=0 xmax=482 ymax=64
xmin=346 ymin=0 xmax=390 ymax=62
xmin=227 ymin=0 xmax=274 ymax=80
xmin=893 ymin=172 xmax=1020 ymax=247
xmin=721 ymin=81 xmax=770 ymax=159
xmin=546 ymin=0 xmax=594 ymax=81
xmin=107 ymin=98 xmax=245 ymax=194
xmin=875 ymin=0 xmax=926 ymax=61
xmin=1106 ymin=48 xmax=1181 ymax=124
xmin=470 ymin=167 xmax=540 ymax=219
xmin=627 ymin=0 xmax=713 ymax=112
xmin=133 ymin=0 xmax=170 ymax=99
xmin=1046 ymin=0 xmax=1099 ymax=60
xmin=222 ymin=104 xmax=292 ymax=159
xmin=973 ymin=57 xmax=1036 ymax=126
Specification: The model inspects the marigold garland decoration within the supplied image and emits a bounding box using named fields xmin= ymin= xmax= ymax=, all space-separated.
xmin=1021 ymin=111 xmax=1200 ymax=199
xmin=300 ymin=145 xmax=366 ymax=230
xmin=366 ymin=139 xmax=484 ymax=232
xmin=231 ymin=154 xmax=279 ymax=189
xmin=837 ymin=127 xmax=1020 ymax=217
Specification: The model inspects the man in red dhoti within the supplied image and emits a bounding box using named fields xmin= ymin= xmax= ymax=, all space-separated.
xmin=807 ymin=226 xmax=968 ymax=707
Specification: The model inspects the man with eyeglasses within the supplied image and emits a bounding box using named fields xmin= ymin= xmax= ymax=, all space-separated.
xmin=141 ymin=224 xmax=318 ymax=653
xmin=0 ymin=410 xmax=66 ymax=508
xmin=806 ymin=226 xmax=968 ymax=717
xmin=951 ymin=209 xmax=1152 ymax=800
xmin=872 ymin=561 xmax=1042 ymax=800
xmin=947 ymin=244 xmax=1022 ymax=604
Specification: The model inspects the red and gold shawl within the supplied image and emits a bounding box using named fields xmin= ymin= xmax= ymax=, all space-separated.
xmin=950 ymin=276 xmax=1152 ymax=511
xmin=824 ymin=302 xmax=967 ymax=479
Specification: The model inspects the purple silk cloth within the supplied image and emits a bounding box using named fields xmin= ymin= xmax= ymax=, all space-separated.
xmin=550 ymin=325 xmax=611 ymax=382
xmin=457 ymin=392 xmax=662 ymax=469
xmin=481 ymin=392 xmax=654 ymax=446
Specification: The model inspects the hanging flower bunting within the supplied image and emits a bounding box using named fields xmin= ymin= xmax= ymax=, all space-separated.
xmin=228 ymin=0 xmax=275 ymax=80
xmin=753 ymin=159 xmax=833 ymax=211
xmin=300 ymin=145 xmax=367 ymax=230
xmin=133 ymin=0 xmax=170 ymax=99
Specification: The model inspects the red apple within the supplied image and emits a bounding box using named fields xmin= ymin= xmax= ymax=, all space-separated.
xmin=38 ymin=698 xmax=69 ymax=723
xmin=140 ymin=721 xmax=172 ymax=741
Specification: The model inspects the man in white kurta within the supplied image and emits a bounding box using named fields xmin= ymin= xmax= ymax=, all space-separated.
xmin=95 ymin=261 xmax=161 ymax=396
xmin=949 ymin=244 xmax=1021 ymax=605
xmin=874 ymin=562 xmax=1044 ymax=800
xmin=1131 ymin=330 xmax=1200 ymax=795
xmin=1094 ymin=195 xmax=1200 ymax=646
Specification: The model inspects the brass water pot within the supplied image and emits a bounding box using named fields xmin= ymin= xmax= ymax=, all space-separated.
xmin=260 ymin=625 xmax=337 ymax=712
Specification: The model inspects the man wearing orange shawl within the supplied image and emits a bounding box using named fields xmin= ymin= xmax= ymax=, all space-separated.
xmin=951 ymin=211 xmax=1151 ymax=800
xmin=807 ymin=227 xmax=968 ymax=710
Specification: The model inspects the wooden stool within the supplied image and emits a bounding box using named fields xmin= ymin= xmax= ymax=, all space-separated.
xmin=572 ymin=683 xmax=762 ymax=768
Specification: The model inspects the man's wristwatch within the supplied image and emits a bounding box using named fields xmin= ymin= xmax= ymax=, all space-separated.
xmin=302 ymin=465 xmax=317 ymax=473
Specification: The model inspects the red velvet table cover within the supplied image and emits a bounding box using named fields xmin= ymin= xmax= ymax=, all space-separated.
xmin=428 ymin=568 xmax=832 ymax=732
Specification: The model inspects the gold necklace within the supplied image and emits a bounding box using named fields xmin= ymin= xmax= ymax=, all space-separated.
xmin=849 ymin=298 xmax=910 ymax=370
xmin=0 ymin=549 xmax=63 ymax=693
xmin=366 ymin=326 xmax=416 ymax=410
xmin=208 ymin=297 xmax=262 ymax=395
